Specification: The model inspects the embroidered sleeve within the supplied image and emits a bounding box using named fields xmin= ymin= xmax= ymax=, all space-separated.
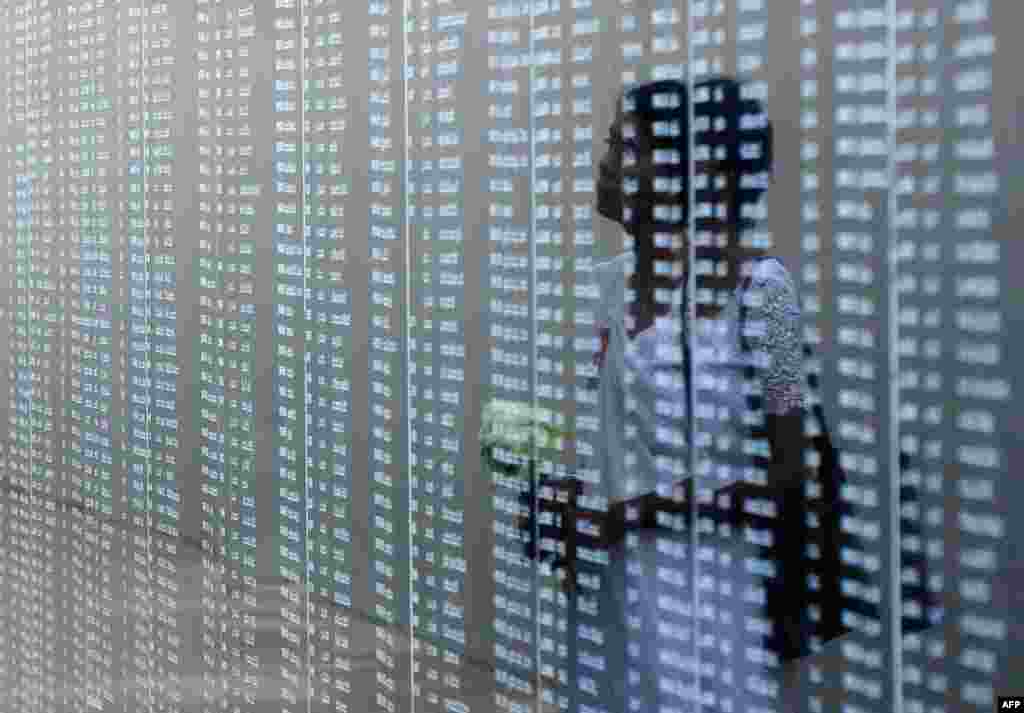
xmin=742 ymin=259 xmax=805 ymax=416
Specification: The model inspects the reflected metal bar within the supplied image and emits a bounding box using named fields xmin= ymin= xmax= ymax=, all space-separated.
xmin=885 ymin=0 xmax=904 ymax=710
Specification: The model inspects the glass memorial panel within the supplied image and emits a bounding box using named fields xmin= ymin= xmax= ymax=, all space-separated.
xmin=0 ymin=2 xmax=1016 ymax=712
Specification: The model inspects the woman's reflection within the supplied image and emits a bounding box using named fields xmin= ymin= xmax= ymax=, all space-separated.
xmin=554 ymin=76 xmax=824 ymax=713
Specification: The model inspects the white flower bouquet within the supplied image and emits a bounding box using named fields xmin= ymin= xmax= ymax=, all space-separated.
xmin=479 ymin=399 xmax=563 ymax=478
xmin=480 ymin=399 xmax=582 ymax=575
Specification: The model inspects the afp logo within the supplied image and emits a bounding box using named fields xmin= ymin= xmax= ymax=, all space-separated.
xmin=999 ymin=697 xmax=1024 ymax=710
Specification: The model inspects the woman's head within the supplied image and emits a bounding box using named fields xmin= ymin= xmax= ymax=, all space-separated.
xmin=596 ymin=76 xmax=774 ymax=267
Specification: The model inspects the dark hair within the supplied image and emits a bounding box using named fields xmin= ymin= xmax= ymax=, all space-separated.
xmin=622 ymin=76 xmax=773 ymax=227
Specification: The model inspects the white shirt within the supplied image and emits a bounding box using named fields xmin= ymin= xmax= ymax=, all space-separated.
xmin=584 ymin=252 xmax=804 ymax=505
xmin=568 ymin=252 xmax=807 ymax=713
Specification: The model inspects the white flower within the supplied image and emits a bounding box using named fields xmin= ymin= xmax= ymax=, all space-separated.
xmin=480 ymin=399 xmax=563 ymax=473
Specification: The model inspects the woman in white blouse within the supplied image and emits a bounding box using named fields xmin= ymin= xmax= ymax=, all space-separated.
xmin=557 ymin=77 xmax=811 ymax=713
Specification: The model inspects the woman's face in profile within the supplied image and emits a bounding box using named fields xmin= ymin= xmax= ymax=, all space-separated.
xmin=596 ymin=100 xmax=627 ymax=225
xmin=596 ymin=95 xmax=646 ymax=227
xmin=596 ymin=94 xmax=685 ymax=269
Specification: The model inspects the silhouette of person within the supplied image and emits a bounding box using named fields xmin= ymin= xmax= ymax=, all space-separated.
xmin=558 ymin=76 xmax=813 ymax=713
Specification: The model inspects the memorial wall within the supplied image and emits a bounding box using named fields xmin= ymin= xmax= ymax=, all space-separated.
xmin=0 ymin=0 xmax=1019 ymax=711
